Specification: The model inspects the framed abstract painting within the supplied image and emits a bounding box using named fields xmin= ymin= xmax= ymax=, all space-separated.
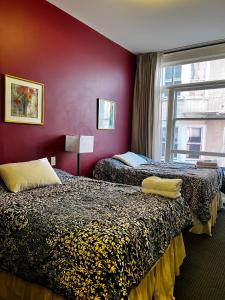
xmin=97 ymin=98 xmax=116 ymax=129
xmin=4 ymin=74 xmax=44 ymax=125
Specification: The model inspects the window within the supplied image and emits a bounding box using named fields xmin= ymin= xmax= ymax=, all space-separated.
xmin=224 ymin=127 xmax=225 ymax=152
xmin=162 ymin=66 xmax=182 ymax=100
xmin=163 ymin=65 xmax=181 ymax=86
xmin=186 ymin=128 xmax=202 ymax=159
xmin=161 ymin=127 xmax=178 ymax=159
xmin=160 ymin=48 xmax=225 ymax=166
xmin=191 ymin=64 xmax=195 ymax=81
xmin=173 ymin=65 xmax=181 ymax=84
xmin=161 ymin=127 xmax=166 ymax=158
xmin=164 ymin=66 xmax=173 ymax=86
xmin=173 ymin=128 xmax=178 ymax=159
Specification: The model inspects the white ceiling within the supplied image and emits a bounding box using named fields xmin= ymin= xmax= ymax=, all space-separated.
xmin=47 ymin=0 xmax=225 ymax=54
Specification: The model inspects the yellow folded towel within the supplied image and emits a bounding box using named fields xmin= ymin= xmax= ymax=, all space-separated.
xmin=197 ymin=159 xmax=217 ymax=165
xmin=196 ymin=160 xmax=218 ymax=168
xmin=142 ymin=187 xmax=181 ymax=199
xmin=196 ymin=165 xmax=218 ymax=169
xmin=142 ymin=176 xmax=182 ymax=192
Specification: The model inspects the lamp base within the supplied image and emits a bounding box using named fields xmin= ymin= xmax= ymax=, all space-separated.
xmin=77 ymin=153 xmax=80 ymax=176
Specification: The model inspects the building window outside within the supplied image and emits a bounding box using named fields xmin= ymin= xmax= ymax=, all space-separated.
xmin=186 ymin=128 xmax=202 ymax=159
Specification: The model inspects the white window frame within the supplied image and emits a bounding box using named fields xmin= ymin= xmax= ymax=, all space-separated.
xmin=164 ymin=79 xmax=225 ymax=161
xmin=161 ymin=126 xmax=179 ymax=160
xmin=223 ymin=127 xmax=225 ymax=152
xmin=161 ymin=126 xmax=167 ymax=159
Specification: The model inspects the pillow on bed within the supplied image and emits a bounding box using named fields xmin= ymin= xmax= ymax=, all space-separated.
xmin=0 ymin=158 xmax=61 ymax=193
xmin=138 ymin=154 xmax=153 ymax=163
xmin=112 ymin=152 xmax=147 ymax=167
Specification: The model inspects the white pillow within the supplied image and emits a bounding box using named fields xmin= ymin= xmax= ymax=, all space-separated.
xmin=113 ymin=152 xmax=147 ymax=167
xmin=0 ymin=158 xmax=61 ymax=193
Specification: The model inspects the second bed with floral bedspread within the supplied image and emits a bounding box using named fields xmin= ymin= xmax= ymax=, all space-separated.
xmin=93 ymin=158 xmax=223 ymax=224
xmin=0 ymin=170 xmax=192 ymax=299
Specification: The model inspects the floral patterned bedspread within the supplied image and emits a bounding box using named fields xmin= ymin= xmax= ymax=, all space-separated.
xmin=0 ymin=170 xmax=191 ymax=300
xmin=93 ymin=159 xmax=223 ymax=224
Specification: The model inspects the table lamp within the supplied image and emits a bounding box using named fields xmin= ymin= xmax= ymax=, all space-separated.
xmin=65 ymin=135 xmax=94 ymax=176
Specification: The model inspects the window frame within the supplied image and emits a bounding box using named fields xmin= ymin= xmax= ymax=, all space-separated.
xmin=164 ymin=79 xmax=225 ymax=161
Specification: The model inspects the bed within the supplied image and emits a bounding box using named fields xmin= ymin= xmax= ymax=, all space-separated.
xmin=0 ymin=169 xmax=192 ymax=300
xmin=93 ymin=158 xmax=223 ymax=235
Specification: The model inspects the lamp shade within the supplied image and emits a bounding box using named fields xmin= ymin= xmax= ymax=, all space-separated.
xmin=65 ymin=135 xmax=94 ymax=153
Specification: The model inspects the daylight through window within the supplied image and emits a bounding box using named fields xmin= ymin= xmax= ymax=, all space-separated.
xmin=160 ymin=49 xmax=225 ymax=166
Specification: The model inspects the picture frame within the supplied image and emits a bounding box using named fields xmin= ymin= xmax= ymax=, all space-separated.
xmin=4 ymin=74 xmax=44 ymax=125
xmin=97 ymin=98 xmax=116 ymax=130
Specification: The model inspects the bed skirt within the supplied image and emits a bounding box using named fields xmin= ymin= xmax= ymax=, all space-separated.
xmin=190 ymin=192 xmax=222 ymax=236
xmin=0 ymin=234 xmax=185 ymax=300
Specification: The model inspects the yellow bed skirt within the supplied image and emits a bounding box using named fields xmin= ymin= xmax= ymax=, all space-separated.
xmin=0 ymin=234 xmax=185 ymax=300
xmin=190 ymin=192 xmax=222 ymax=236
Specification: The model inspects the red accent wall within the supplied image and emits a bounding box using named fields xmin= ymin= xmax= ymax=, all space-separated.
xmin=0 ymin=0 xmax=135 ymax=176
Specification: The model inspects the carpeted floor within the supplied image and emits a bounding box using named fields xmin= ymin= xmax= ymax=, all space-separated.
xmin=174 ymin=208 xmax=225 ymax=300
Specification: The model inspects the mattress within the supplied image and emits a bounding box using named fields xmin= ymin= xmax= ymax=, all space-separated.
xmin=0 ymin=169 xmax=192 ymax=299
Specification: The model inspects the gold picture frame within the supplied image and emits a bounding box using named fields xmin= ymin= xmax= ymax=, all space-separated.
xmin=97 ymin=98 xmax=116 ymax=130
xmin=5 ymin=74 xmax=44 ymax=125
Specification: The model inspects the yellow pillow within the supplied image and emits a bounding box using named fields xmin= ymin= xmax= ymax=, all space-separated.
xmin=0 ymin=158 xmax=62 ymax=193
